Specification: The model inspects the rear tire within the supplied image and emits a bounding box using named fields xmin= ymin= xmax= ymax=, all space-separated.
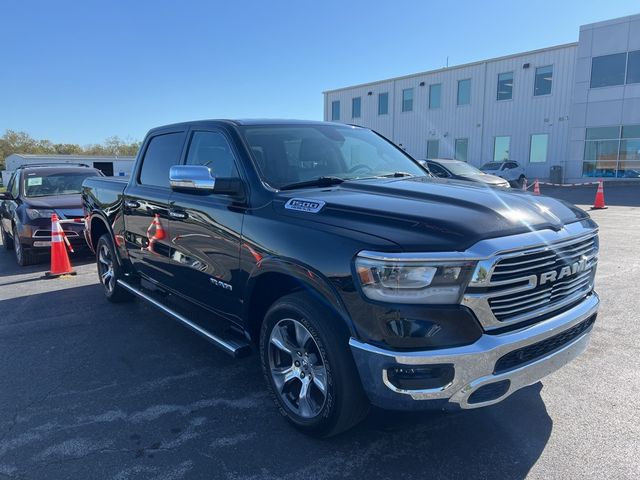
xmin=260 ymin=292 xmax=369 ymax=437
xmin=96 ymin=233 xmax=134 ymax=303
xmin=1 ymin=224 xmax=13 ymax=250
xmin=518 ymin=175 xmax=526 ymax=188
xmin=13 ymin=225 xmax=37 ymax=266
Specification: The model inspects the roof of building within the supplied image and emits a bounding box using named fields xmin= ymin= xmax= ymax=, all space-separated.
xmin=323 ymin=42 xmax=578 ymax=94
xmin=580 ymin=13 xmax=640 ymax=30
xmin=18 ymin=164 xmax=100 ymax=173
xmin=7 ymin=154 xmax=136 ymax=160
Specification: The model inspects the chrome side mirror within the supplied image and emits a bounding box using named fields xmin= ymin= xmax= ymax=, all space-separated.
xmin=169 ymin=165 xmax=215 ymax=191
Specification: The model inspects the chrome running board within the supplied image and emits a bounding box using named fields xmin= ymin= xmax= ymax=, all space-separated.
xmin=117 ymin=279 xmax=251 ymax=358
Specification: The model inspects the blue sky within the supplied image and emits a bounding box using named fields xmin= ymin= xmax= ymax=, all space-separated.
xmin=1 ymin=0 xmax=638 ymax=145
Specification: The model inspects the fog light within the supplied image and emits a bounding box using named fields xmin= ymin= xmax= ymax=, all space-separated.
xmin=468 ymin=380 xmax=511 ymax=404
xmin=386 ymin=365 xmax=454 ymax=390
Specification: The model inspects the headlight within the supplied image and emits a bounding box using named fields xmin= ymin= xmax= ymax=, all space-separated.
xmin=25 ymin=208 xmax=56 ymax=220
xmin=355 ymin=253 xmax=476 ymax=304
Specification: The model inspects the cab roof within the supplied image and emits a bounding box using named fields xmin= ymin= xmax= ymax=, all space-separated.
xmin=147 ymin=119 xmax=358 ymax=133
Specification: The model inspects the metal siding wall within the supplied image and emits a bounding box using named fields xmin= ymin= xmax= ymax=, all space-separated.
xmin=324 ymin=81 xmax=395 ymax=140
xmin=482 ymin=46 xmax=576 ymax=179
xmin=324 ymin=45 xmax=578 ymax=180
xmin=392 ymin=63 xmax=486 ymax=160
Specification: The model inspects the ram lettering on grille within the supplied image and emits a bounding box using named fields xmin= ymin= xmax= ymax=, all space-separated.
xmin=486 ymin=235 xmax=597 ymax=323
xmin=538 ymin=258 xmax=589 ymax=286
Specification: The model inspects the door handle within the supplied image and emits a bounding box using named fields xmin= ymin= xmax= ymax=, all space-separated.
xmin=169 ymin=209 xmax=188 ymax=220
xmin=125 ymin=200 xmax=140 ymax=209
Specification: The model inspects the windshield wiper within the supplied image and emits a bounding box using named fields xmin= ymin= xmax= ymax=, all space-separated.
xmin=279 ymin=176 xmax=345 ymax=191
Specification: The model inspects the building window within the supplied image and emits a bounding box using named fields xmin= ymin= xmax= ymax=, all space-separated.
xmin=627 ymin=50 xmax=640 ymax=84
xmin=455 ymin=138 xmax=468 ymax=162
xmin=378 ymin=92 xmax=388 ymax=115
xmin=457 ymin=79 xmax=471 ymax=105
xmin=497 ymin=72 xmax=513 ymax=101
xmin=352 ymin=97 xmax=361 ymax=119
xmin=331 ymin=100 xmax=340 ymax=121
xmin=529 ymin=134 xmax=548 ymax=163
xmin=620 ymin=125 xmax=640 ymax=173
xmin=429 ymin=83 xmax=441 ymax=109
xmin=426 ymin=139 xmax=439 ymax=159
xmin=583 ymin=125 xmax=640 ymax=177
xmin=493 ymin=136 xmax=510 ymax=161
xmin=402 ymin=88 xmax=413 ymax=112
xmin=590 ymin=53 xmax=626 ymax=88
xmin=534 ymin=65 xmax=553 ymax=96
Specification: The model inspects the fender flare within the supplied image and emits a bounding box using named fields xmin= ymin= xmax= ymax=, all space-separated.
xmin=87 ymin=212 xmax=127 ymax=267
xmin=243 ymin=256 xmax=358 ymax=337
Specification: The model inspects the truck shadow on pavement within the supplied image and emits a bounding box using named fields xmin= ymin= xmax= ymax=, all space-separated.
xmin=0 ymin=282 xmax=552 ymax=479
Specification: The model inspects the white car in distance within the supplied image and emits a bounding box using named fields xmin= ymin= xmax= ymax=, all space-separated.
xmin=480 ymin=161 xmax=526 ymax=186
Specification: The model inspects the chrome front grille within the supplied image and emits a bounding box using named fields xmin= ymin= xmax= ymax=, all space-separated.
xmin=488 ymin=236 xmax=597 ymax=321
xmin=463 ymin=232 xmax=598 ymax=330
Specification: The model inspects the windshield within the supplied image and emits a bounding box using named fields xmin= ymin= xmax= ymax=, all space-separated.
xmin=240 ymin=124 xmax=427 ymax=189
xmin=481 ymin=162 xmax=503 ymax=170
xmin=444 ymin=161 xmax=483 ymax=176
xmin=23 ymin=172 xmax=95 ymax=197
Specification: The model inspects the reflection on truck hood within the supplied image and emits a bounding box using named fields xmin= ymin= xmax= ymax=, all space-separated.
xmin=459 ymin=173 xmax=509 ymax=185
xmin=275 ymin=177 xmax=590 ymax=251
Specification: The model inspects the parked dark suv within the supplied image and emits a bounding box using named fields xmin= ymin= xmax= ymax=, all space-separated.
xmin=0 ymin=164 xmax=103 ymax=265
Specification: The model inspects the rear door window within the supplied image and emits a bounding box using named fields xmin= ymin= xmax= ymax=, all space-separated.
xmin=139 ymin=132 xmax=186 ymax=187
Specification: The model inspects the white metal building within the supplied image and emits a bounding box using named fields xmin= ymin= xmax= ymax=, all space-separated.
xmin=2 ymin=154 xmax=136 ymax=185
xmin=323 ymin=14 xmax=640 ymax=183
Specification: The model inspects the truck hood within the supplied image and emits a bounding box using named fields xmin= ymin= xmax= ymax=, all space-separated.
xmin=275 ymin=177 xmax=591 ymax=251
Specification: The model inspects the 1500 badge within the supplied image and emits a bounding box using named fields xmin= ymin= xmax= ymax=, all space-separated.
xmin=284 ymin=198 xmax=326 ymax=213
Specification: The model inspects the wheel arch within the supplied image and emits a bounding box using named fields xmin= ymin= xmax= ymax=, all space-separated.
xmin=88 ymin=213 xmax=128 ymax=267
xmin=89 ymin=213 xmax=110 ymax=252
xmin=243 ymin=259 xmax=356 ymax=343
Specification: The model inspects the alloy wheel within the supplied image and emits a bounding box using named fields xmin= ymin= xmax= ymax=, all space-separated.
xmin=97 ymin=243 xmax=115 ymax=292
xmin=13 ymin=227 xmax=23 ymax=263
xmin=268 ymin=318 xmax=328 ymax=419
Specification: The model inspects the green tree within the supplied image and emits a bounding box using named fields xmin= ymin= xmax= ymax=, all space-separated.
xmin=0 ymin=130 xmax=141 ymax=171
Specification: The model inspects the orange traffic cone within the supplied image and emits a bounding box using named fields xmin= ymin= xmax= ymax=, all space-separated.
xmin=522 ymin=178 xmax=528 ymax=191
xmin=591 ymin=179 xmax=608 ymax=210
xmin=146 ymin=214 xmax=166 ymax=253
xmin=45 ymin=214 xmax=76 ymax=278
xmin=533 ymin=179 xmax=541 ymax=195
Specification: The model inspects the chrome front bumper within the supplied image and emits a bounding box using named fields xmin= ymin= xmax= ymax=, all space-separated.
xmin=350 ymin=292 xmax=599 ymax=410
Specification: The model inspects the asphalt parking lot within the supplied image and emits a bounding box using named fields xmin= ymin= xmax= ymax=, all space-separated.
xmin=1 ymin=186 xmax=639 ymax=479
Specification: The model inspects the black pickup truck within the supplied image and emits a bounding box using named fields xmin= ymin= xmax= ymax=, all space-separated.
xmin=83 ymin=119 xmax=600 ymax=436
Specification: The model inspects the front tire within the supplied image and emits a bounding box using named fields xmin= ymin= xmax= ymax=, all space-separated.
xmin=260 ymin=292 xmax=369 ymax=437
xmin=13 ymin=225 xmax=37 ymax=266
xmin=96 ymin=233 xmax=134 ymax=303
xmin=1 ymin=224 xmax=13 ymax=250
xmin=518 ymin=175 xmax=527 ymax=188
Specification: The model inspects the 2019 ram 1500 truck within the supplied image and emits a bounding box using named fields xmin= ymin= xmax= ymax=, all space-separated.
xmin=82 ymin=120 xmax=599 ymax=436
